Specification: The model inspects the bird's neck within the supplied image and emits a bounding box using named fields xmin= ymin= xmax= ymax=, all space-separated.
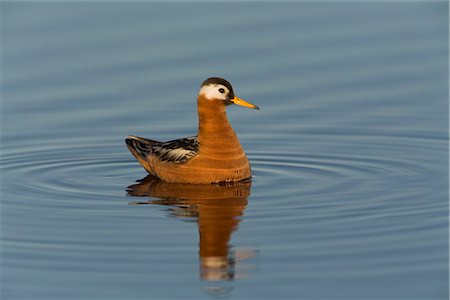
xmin=197 ymin=97 xmax=243 ymax=156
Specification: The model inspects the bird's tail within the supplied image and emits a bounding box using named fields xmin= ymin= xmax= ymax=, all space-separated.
xmin=125 ymin=135 xmax=158 ymax=161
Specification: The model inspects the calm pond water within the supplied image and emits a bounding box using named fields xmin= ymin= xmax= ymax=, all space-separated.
xmin=1 ymin=2 xmax=448 ymax=300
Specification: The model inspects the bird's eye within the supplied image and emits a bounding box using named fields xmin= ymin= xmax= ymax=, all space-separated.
xmin=218 ymin=88 xmax=225 ymax=94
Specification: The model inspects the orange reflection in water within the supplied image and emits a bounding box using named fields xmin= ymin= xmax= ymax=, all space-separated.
xmin=127 ymin=176 xmax=257 ymax=282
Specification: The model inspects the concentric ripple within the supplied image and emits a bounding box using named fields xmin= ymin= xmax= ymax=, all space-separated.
xmin=1 ymin=133 xmax=447 ymax=291
xmin=2 ymin=138 xmax=134 ymax=203
xmin=242 ymin=134 xmax=447 ymax=277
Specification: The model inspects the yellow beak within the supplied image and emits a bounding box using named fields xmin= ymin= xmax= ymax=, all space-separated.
xmin=230 ymin=96 xmax=260 ymax=110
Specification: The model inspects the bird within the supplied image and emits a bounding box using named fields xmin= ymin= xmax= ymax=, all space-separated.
xmin=125 ymin=77 xmax=259 ymax=184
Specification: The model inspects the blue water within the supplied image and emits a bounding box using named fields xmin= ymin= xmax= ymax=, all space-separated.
xmin=1 ymin=2 xmax=448 ymax=300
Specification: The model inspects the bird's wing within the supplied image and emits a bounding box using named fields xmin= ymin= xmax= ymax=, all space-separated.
xmin=151 ymin=136 xmax=199 ymax=163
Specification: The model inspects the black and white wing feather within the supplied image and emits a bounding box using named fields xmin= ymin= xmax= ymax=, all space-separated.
xmin=151 ymin=136 xmax=199 ymax=163
xmin=126 ymin=135 xmax=199 ymax=164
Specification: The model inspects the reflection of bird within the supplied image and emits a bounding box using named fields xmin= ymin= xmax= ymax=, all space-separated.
xmin=126 ymin=77 xmax=259 ymax=184
xmin=127 ymin=176 xmax=257 ymax=282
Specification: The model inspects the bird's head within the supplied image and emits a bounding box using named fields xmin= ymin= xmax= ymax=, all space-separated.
xmin=198 ymin=77 xmax=259 ymax=110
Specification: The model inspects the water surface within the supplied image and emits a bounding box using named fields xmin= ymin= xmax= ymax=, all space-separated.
xmin=1 ymin=2 xmax=448 ymax=300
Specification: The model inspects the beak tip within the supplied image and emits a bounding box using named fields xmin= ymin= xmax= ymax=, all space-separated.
xmin=232 ymin=96 xmax=260 ymax=110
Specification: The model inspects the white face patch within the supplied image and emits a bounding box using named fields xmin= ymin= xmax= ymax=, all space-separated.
xmin=199 ymin=84 xmax=230 ymax=101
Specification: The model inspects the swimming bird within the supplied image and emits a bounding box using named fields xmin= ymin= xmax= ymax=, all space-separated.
xmin=126 ymin=77 xmax=259 ymax=184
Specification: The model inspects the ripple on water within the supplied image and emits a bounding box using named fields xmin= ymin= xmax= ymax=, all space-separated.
xmin=2 ymin=138 xmax=134 ymax=207
xmin=1 ymin=131 xmax=447 ymax=279
xmin=243 ymin=134 xmax=447 ymax=277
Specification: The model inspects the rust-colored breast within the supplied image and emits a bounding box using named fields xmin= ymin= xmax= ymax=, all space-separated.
xmin=147 ymin=97 xmax=252 ymax=183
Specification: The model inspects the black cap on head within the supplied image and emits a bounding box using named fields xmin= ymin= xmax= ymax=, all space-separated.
xmin=201 ymin=77 xmax=235 ymax=99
